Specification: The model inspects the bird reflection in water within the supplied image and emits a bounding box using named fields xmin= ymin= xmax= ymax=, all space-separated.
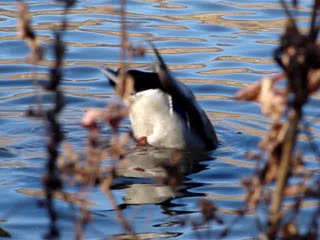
xmin=113 ymin=146 xmax=211 ymax=206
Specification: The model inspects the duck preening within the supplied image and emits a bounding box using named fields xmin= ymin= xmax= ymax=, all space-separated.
xmin=101 ymin=45 xmax=218 ymax=150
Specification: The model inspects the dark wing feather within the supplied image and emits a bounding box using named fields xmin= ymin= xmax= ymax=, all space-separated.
xmin=101 ymin=67 xmax=162 ymax=93
xmin=126 ymin=70 xmax=162 ymax=93
xmin=150 ymin=43 xmax=218 ymax=149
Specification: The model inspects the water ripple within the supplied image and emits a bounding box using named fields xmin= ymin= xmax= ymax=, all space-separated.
xmin=0 ymin=1 xmax=318 ymax=239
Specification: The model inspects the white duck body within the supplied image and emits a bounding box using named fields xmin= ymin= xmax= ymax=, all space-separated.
xmin=128 ymin=89 xmax=186 ymax=149
xmin=128 ymin=89 xmax=208 ymax=149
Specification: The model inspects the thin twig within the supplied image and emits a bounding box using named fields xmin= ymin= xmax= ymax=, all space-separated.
xmin=309 ymin=0 xmax=319 ymax=41
xmin=118 ymin=0 xmax=128 ymax=98
xmin=101 ymin=174 xmax=137 ymax=239
xmin=279 ymin=0 xmax=298 ymax=29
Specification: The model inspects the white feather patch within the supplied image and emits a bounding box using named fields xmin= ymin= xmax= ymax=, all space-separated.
xmin=129 ymin=89 xmax=186 ymax=149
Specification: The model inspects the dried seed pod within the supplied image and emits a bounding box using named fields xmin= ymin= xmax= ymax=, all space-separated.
xmin=134 ymin=45 xmax=145 ymax=57
xmin=283 ymin=222 xmax=299 ymax=238
xmin=199 ymin=199 xmax=222 ymax=223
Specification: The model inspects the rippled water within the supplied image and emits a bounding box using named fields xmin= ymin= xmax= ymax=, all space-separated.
xmin=0 ymin=0 xmax=319 ymax=239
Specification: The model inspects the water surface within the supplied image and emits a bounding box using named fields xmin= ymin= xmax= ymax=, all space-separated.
xmin=0 ymin=0 xmax=318 ymax=239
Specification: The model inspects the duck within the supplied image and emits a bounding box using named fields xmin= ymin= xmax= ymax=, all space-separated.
xmin=101 ymin=44 xmax=218 ymax=150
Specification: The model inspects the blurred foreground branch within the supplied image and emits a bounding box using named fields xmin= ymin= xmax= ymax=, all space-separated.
xmin=236 ymin=0 xmax=320 ymax=239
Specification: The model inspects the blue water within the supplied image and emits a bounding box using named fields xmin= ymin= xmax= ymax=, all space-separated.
xmin=0 ymin=0 xmax=319 ymax=239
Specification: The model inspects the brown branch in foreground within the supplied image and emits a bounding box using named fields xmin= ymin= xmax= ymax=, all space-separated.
xmin=267 ymin=108 xmax=301 ymax=238
xmin=236 ymin=1 xmax=320 ymax=239
xmin=17 ymin=2 xmax=44 ymax=112
xmin=117 ymin=0 xmax=129 ymax=98
xmin=101 ymin=174 xmax=137 ymax=239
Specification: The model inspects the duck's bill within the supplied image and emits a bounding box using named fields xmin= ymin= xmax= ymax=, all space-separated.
xmin=100 ymin=66 xmax=119 ymax=86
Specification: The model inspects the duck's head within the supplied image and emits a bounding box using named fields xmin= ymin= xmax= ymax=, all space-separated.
xmin=101 ymin=67 xmax=163 ymax=102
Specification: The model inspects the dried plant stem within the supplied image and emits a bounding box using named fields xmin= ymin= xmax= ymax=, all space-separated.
xmin=279 ymin=0 xmax=297 ymax=29
xmin=102 ymin=175 xmax=137 ymax=239
xmin=268 ymin=108 xmax=301 ymax=238
xmin=45 ymin=189 xmax=58 ymax=238
xmin=117 ymin=0 xmax=128 ymax=98
xmin=120 ymin=0 xmax=127 ymax=64
xmin=309 ymin=0 xmax=319 ymax=40
xmin=75 ymin=172 xmax=98 ymax=240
